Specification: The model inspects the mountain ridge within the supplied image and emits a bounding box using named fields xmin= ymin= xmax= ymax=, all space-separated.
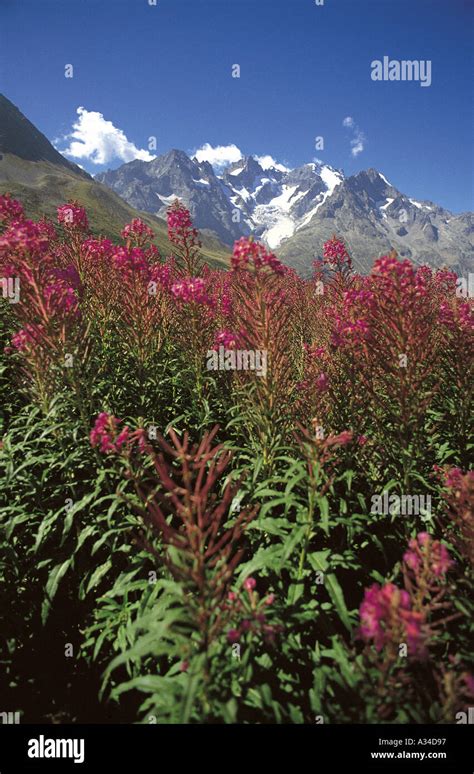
xmin=96 ymin=151 xmax=473 ymax=275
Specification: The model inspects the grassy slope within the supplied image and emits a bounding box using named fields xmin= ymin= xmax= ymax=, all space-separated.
xmin=0 ymin=154 xmax=230 ymax=269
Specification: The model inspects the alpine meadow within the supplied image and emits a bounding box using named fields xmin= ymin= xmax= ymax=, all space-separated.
xmin=0 ymin=0 xmax=473 ymax=749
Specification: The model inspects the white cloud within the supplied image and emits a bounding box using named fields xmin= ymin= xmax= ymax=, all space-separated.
xmin=255 ymin=154 xmax=289 ymax=172
xmin=57 ymin=107 xmax=155 ymax=165
xmin=350 ymin=133 xmax=365 ymax=157
xmin=342 ymin=116 xmax=365 ymax=157
xmin=193 ymin=145 xmax=290 ymax=173
xmin=193 ymin=143 xmax=243 ymax=169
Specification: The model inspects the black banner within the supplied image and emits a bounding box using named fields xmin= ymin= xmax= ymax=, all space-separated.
xmin=0 ymin=724 xmax=471 ymax=772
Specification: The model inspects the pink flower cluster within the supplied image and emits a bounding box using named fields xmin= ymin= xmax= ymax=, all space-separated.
xmin=36 ymin=218 xmax=57 ymax=242
xmin=442 ymin=466 xmax=471 ymax=490
xmin=322 ymin=236 xmax=352 ymax=271
xmin=167 ymin=201 xmax=200 ymax=248
xmin=433 ymin=269 xmax=458 ymax=293
xmin=149 ymin=261 xmax=174 ymax=291
xmin=171 ymin=276 xmax=213 ymax=306
xmin=82 ymin=237 xmax=114 ymax=260
xmin=439 ymin=302 xmax=474 ymax=332
xmin=9 ymin=324 xmax=43 ymax=352
xmin=359 ymin=582 xmax=425 ymax=657
xmin=0 ymin=194 xmax=24 ymax=223
xmin=39 ymin=265 xmax=82 ymax=319
xmin=121 ymin=218 xmax=155 ymax=243
xmin=331 ymin=316 xmax=370 ymax=348
xmin=90 ymin=412 xmax=130 ymax=455
xmin=403 ymin=532 xmax=453 ymax=579
xmin=343 ymin=289 xmax=375 ymax=308
xmin=225 ymin=577 xmax=279 ymax=645
xmin=213 ymin=329 xmax=241 ymax=349
xmin=112 ymin=246 xmax=149 ymax=275
xmin=373 ymin=256 xmax=429 ymax=298
xmin=57 ymin=204 xmax=88 ymax=231
xmin=0 ymin=218 xmax=50 ymax=258
xmin=44 ymin=282 xmax=79 ymax=318
xmin=231 ymin=237 xmax=286 ymax=274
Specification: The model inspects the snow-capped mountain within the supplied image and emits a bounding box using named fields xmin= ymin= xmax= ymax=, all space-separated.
xmin=277 ymin=168 xmax=473 ymax=274
xmin=220 ymin=157 xmax=344 ymax=248
xmin=96 ymin=152 xmax=473 ymax=275
xmin=96 ymin=152 xmax=345 ymax=248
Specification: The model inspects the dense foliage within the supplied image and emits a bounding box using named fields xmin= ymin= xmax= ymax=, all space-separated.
xmin=0 ymin=193 xmax=472 ymax=724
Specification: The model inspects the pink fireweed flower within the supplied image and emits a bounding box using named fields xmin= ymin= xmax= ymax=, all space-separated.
xmin=0 ymin=218 xmax=50 ymax=258
xmin=36 ymin=218 xmax=57 ymax=242
xmin=121 ymin=218 xmax=155 ymax=243
xmin=439 ymin=301 xmax=474 ymax=332
xmin=459 ymin=303 xmax=474 ymax=331
xmin=90 ymin=412 xmax=130 ymax=455
xmin=42 ymin=267 xmax=81 ymax=318
xmin=231 ymin=237 xmax=286 ymax=274
xmin=438 ymin=302 xmax=454 ymax=328
xmin=359 ymin=582 xmax=425 ymax=657
xmin=442 ymin=466 xmax=466 ymax=490
xmin=43 ymin=282 xmax=80 ymax=318
xmin=227 ymin=629 xmax=240 ymax=644
xmin=226 ymin=581 xmax=280 ymax=645
xmin=82 ymin=237 xmax=114 ymax=260
xmin=9 ymin=324 xmax=43 ymax=352
xmin=167 ymin=201 xmax=200 ymax=248
xmin=149 ymin=261 xmax=174 ymax=291
xmin=112 ymin=246 xmax=150 ymax=275
xmin=51 ymin=265 xmax=81 ymax=291
xmin=331 ymin=316 xmax=370 ymax=348
xmin=343 ymin=289 xmax=375 ymax=308
xmin=0 ymin=194 xmax=24 ymax=224
xmin=171 ymin=277 xmax=213 ymax=306
xmin=433 ymin=269 xmax=458 ymax=293
xmin=322 ymin=236 xmax=352 ymax=271
xmin=57 ymin=203 xmax=88 ymax=231
xmin=372 ymin=255 xmax=430 ymax=300
xmin=403 ymin=533 xmax=454 ymax=578
xmin=213 ymin=329 xmax=241 ymax=350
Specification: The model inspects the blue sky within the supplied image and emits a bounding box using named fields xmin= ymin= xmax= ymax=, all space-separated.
xmin=0 ymin=0 xmax=472 ymax=212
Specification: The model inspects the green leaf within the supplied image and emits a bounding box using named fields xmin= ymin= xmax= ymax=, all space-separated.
xmin=84 ymin=559 xmax=113 ymax=597
xmin=41 ymin=558 xmax=73 ymax=624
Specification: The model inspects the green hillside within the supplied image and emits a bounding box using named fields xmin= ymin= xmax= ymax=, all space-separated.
xmin=0 ymin=154 xmax=230 ymax=268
